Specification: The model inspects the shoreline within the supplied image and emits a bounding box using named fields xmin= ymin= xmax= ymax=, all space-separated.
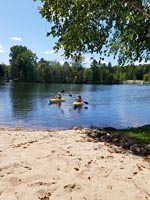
xmin=0 ymin=125 xmax=150 ymax=156
xmin=0 ymin=124 xmax=150 ymax=131
xmin=0 ymin=127 xmax=150 ymax=199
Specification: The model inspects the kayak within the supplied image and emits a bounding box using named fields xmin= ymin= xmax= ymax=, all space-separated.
xmin=73 ymin=101 xmax=83 ymax=107
xmin=49 ymin=98 xmax=65 ymax=103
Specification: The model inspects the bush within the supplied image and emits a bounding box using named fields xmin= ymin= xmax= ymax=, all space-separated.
xmin=143 ymin=73 xmax=150 ymax=83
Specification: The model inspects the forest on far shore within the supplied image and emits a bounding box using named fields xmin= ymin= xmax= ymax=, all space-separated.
xmin=0 ymin=45 xmax=150 ymax=84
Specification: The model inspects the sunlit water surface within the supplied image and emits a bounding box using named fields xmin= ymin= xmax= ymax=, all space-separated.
xmin=0 ymin=82 xmax=150 ymax=130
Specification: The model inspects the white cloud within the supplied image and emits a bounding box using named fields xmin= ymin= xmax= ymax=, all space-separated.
xmin=59 ymin=60 xmax=65 ymax=65
xmin=134 ymin=60 xmax=150 ymax=65
xmin=83 ymin=55 xmax=92 ymax=67
xmin=10 ymin=36 xmax=22 ymax=41
xmin=0 ymin=49 xmax=4 ymax=53
xmin=84 ymin=55 xmax=91 ymax=63
xmin=0 ymin=44 xmax=4 ymax=53
xmin=101 ymin=60 xmax=109 ymax=65
xmin=45 ymin=50 xmax=55 ymax=55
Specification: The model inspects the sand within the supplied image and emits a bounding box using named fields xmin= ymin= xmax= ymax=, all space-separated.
xmin=0 ymin=127 xmax=150 ymax=200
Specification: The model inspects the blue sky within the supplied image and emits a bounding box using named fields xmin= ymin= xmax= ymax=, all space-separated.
xmin=1 ymin=1 xmax=150 ymax=67
xmin=0 ymin=0 xmax=121 ymax=67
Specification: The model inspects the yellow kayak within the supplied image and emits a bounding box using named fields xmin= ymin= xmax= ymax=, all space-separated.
xmin=49 ymin=98 xmax=65 ymax=103
xmin=73 ymin=101 xmax=83 ymax=106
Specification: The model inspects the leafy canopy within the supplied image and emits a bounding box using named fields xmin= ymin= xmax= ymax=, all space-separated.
xmin=34 ymin=0 xmax=150 ymax=65
xmin=9 ymin=45 xmax=37 ymax=81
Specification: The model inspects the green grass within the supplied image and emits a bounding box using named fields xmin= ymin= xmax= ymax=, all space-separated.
xmin=105 ymin=125 xmax=150 ymax=144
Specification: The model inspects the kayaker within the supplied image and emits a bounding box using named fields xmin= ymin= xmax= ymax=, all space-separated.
xmin=75 ymin=95 xmax=82 ymax=102
xmin=55 ymin=92 xmax=62 ymax=99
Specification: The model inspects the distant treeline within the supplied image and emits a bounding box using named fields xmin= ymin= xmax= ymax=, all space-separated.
xmin=0 ymin=45 xmax=150 ymax=84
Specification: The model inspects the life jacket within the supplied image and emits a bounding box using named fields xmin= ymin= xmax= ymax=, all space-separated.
xmin=76 ymin=99 xmax=82 ymax=102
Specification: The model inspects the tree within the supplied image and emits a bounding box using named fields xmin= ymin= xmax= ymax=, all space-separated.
xmin=62 ymin=61 xmax=72 ymax=83
xmin=124 ymin=64 xmax=136 ymax=80
xmin=90 ymin=59 xmax=99 ymax=84
xmin=0 ymin=64 xmax=4 ymax=80
xmin=34 ymin=0 xmax=150 ymax=65
xmin=35 ymin=58 xmax=50 ymax=82
xmin=70 ymin=58 xmax=84 ymax=83
xmin=0 ymin=64 xmax=10 ymax=80
xmin=143 ymin=73 xmax=150 ymax=82
xmin=9 ymin=45 xmax=37 ymax=81
xmin=113 ymin=66 xmax=126 ymax=83
xmin=83 ymin=68 xmax=92 ymax=83
xmin=99 ymin=65 xmax=114 ymax=84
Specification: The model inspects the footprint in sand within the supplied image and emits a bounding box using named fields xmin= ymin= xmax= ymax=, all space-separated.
xmin=9 ymin=177 xmax=21 ymax=187
xmin=37 ymin=190 xmax=51 ymax=200
xmin=28 ymin=181 xmax=57 ymax=187
xmin=64 ymin=183 xmax=81 ymax=192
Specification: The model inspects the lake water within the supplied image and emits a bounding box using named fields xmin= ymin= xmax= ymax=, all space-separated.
xmin=0 ymin=82 xmax=150 ymax=130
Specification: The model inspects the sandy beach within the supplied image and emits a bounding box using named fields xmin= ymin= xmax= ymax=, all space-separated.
xmin=0 ymin=127 xmax=150 ymax=200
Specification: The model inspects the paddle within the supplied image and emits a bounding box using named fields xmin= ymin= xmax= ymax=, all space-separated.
xmin=69 ymin=94 xmax=88 ymax=104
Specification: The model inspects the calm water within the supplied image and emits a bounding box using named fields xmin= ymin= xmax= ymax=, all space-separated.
xmin=0 ymin=82 xmax=150 ymax=130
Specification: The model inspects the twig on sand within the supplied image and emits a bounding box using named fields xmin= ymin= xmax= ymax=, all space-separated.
xmin=132 ymin=179 xmax=150 ymax=198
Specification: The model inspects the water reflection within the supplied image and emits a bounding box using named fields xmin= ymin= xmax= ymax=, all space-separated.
xmin=73 ymin=105 xmax=82 ymax=111
xmin=10 ymin=82 xmax=35 ymax=115
xmin=49 ymin=102 xmax=62 ymax=108
xmin=0 ymin=82 xmax=150 ymax=129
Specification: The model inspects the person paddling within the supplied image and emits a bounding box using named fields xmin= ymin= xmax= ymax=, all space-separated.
xmin=75 ymin=95 xmax=82 ymax=102
xmin=55 ymin=92 xmax=62 ymax=99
